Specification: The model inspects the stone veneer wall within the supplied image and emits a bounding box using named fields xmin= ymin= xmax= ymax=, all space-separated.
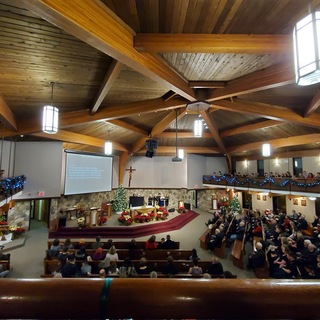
xmin=8 ymin=188 xmax=229 ymax=229
xmin=7 ymin=201 xmax=30 ymax=230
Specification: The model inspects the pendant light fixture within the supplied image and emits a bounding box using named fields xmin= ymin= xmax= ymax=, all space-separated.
xmin=293 ymin=10 xmax=320 ymax=85
xmin=42 ymin=82 xmax=59 ymax=134
xmin=194 ymin=106 xmax=203 ymax=137
xmin=172 ymin=109 xmax=182 ymax=162
xmin=104 ymin=130 xmax=112 ymax=155
xmin=262 ymin=143 xmax=271 ymax=157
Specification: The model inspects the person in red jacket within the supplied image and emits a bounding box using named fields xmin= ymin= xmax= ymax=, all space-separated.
xmin=145 ymin=235 xmax=157 ymax=249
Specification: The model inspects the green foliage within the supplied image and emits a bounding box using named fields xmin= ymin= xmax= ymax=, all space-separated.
xmin=112 ymin=185 xmax=127 ymax=212
xmin=229 ymin=196 xmax=241 ymax=213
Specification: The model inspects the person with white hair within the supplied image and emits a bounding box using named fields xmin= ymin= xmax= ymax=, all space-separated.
xmin=247 ymin=242 xmax=266 ymax=270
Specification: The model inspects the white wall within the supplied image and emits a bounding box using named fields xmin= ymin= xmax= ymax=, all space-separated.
xmin=286 ymin=196 xmax=316 ymax=222
xmin=187 ymin=154 xmax=206 ymax=189
xmin=14 ymin=142 xmax=63 ymax=199
xmin=123 ymin=155 xmax=187 ymax=188
xmin=303 ymin=156 xmax=320 ymax=175
xmin=0 ymin=140 xmax=15 ymax=177
xmin=205 ymin=156 xmax=228 ymax=175
xmin=252 ymin=193 xmax=274 ymax=212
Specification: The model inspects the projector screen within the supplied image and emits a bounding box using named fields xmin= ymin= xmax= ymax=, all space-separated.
xmin=64 ymin=151 xmax=113 ymax=195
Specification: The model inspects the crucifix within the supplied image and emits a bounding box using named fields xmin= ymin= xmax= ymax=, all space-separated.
xmin=126 ymin=166 xmax=136 ymax=187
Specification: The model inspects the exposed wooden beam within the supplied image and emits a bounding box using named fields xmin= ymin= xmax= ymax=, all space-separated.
xmin=157 ymin=131 xmax=212 ymax=139
xmin=119 ymin=152 xmax=130 ymax=186
xmin=9 ymin=97 xmax=188 ymax=137
xmin=90 ymin=60 xmax=122 ymax=115
xmin=200 ymin=110 xmax=227 ymax=154
xmin=150 ymin=108 xmax=186 ymax=138
xmin=162 ymin=91 xmax=177 ymax=102
xmin=32 ymin=130 xmax=128 ymax=152
xmin=189 ymin=81 xmax=226 ymax=89
xmin=227 ymin=133 xmax=320 ymax=154
xmin=134 ymin=34 xmax=292 ymax=54
xmin=107 ymin=120 xmax=148 ymax=136
xmin=212 ymin=99 xmax=320 ymax=128
xmin=207 ymin=63 xmax=295 ymax=101
xmin=0 ymin=94 xmax=18 ymax=131
xmin=139 ymin=146 xmax=221 ymax=155
xmin=21 ymin=0 xmax=196 ymax=101
xmin=132 ymin=136 xmax=148 ymax=154
xmin=201 ymin=110 xmax=231 ymax=168
xmin=220 ymin=120 xmax=281 ymax=138
xmin=304 ymin=90 xmax=320 ymax=117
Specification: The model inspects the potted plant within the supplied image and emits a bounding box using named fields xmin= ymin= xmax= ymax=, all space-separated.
xmin=118 ymin=210 xmax=132 ymax=226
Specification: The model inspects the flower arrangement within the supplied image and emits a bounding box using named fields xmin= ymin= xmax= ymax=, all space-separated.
xmin=177 ymin=206 xmax=186 ymax=213
xmin=77 ymin=217 xmax=86 ymax=228
xmin=155 ymin=207 xmax=169 ymax=220
xmin=98 ymin=216 xmax=107 ymax=226
xmin=9 ymin=225 xmax=25 ymax=238
xmin=134 ymin=211 xmax=154 ymax=223
xmin=118 ymin=210 xmax=133 ymax=226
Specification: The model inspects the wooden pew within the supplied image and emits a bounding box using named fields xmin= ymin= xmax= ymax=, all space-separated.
xmin=48 ymin=240 xmax=180 ymax=250
xmin=230 ymin=221 xmax=248 ymax=269
xmin=42 ymin=259 xmax=226 ymax=277
xmin=45 ymin=248 xmax=193 ymax=261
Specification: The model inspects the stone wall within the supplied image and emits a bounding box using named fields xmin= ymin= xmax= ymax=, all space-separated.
xmin=8 ymin=188 xmax=230 ymax=228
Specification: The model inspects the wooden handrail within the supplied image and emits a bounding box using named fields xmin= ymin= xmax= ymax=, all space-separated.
xmin=1 ymin=279 xmax=320 ymax=319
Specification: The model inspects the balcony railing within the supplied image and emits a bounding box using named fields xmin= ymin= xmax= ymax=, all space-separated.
xmin=203 ymin=175 xmax=320 ymax=194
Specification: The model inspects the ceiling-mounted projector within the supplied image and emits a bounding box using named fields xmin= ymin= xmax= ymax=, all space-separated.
xmin=172 ymin=156 xmax=182 ymax=162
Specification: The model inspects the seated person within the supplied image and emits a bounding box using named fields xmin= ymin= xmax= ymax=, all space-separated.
xmin=119 ymin=257 xmax=138 ymax=278
xmin=188 ymin=259 xmax=203 ymax=277
xmin=208 ymin=228 xmax=224 ymax=251
xmin=247 ymin=242 xmax=266 ymax=269
xmin=189 ymin=248 xmax=200 ymax=261
xmin=91 ymin=236 xmax=104 ymax=249
xmin=0 ymin=263 xmax=9 ymax=278
xmin=137 ymin=257 xmax=150 ymax=275
xmin=75 ymin=246 xmax=87 ymax=261
xmin=81 ymin=260 xmax=92 ymax=277
xmin=61 ymin=255 xmax=80 ymax=278
xmin=48 ymin=238 xmax=61 ymax=258
xmin=162 ymin=255 xmax=178 ymax=276
xmin=74 ymin=238 xmax=86 ymax=249
xmin=161 ymin=234 xmax=176 ymax=249
xmin=145 ymin=235 xmax=157 ymax=249
xmin=206 ymin=257 xmax=224 ymax=276
xmin=92 ymin=247 xmax=104 ymax=261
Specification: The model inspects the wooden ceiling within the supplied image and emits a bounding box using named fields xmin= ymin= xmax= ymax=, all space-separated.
xmin=0 ymin=0 xmax=320 ymax=167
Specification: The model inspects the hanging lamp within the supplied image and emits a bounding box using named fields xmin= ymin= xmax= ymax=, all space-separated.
xmin=172 ymin=109 xmax=182 ymax=162
xmin=104 ymin=130 xmax=112 ymax=155
xmin=262 ymin=143 xmax=271 ymax=157
xmin=293 ymin=11 xmax=320 ymax=86
xmin=42 ymin=82 xmax=59 ymax=134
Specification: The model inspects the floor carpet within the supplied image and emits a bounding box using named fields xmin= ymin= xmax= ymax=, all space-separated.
xmin=49 ymin=210 xmax=199 ymax=239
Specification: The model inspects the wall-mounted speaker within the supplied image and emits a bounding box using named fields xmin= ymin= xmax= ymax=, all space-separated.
xmin=145 ymin=149 xmax=155 ymax=158
xmin=145 ymin=139 xmax=158 ymax=150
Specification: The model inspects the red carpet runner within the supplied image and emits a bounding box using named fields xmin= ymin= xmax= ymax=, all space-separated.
xmin=49 ymin=210 xmax=199 ymax=239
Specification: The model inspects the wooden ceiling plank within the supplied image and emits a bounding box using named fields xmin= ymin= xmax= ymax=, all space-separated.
xmin=212 ymin=99 xmax=320 ymax=128
xmin=304 ymin=90 xmax=320 ymax=118
xmin=208 ymin=63 xmax=295 ymax=101
xmin=32 ymin=129 xmax=128 ymax=152
xmin=107 ymin=119 xmax=148 ymax=136
xmin=227 ymin=133 xmax=320 ymax=154
xmin=20 ymin=0 xmax=196 ymax=101
xmin=220 ymin=120 xmax=281 ymax=138
xmin=189 ymin=81 xmax=226 ymax=89
xmin=134 ymin=34 xmax=292 ymax=54
xmin=0 ymin=94 xmax=18 ymax=131
xmin=90 ymin=60 xmax=123 ymax=115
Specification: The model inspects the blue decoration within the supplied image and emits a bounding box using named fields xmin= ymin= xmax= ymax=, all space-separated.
xmin=203 ymin=175 xmax=320 ymax=192
xmin=0 ymin=175 xmax=26 ymax=197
